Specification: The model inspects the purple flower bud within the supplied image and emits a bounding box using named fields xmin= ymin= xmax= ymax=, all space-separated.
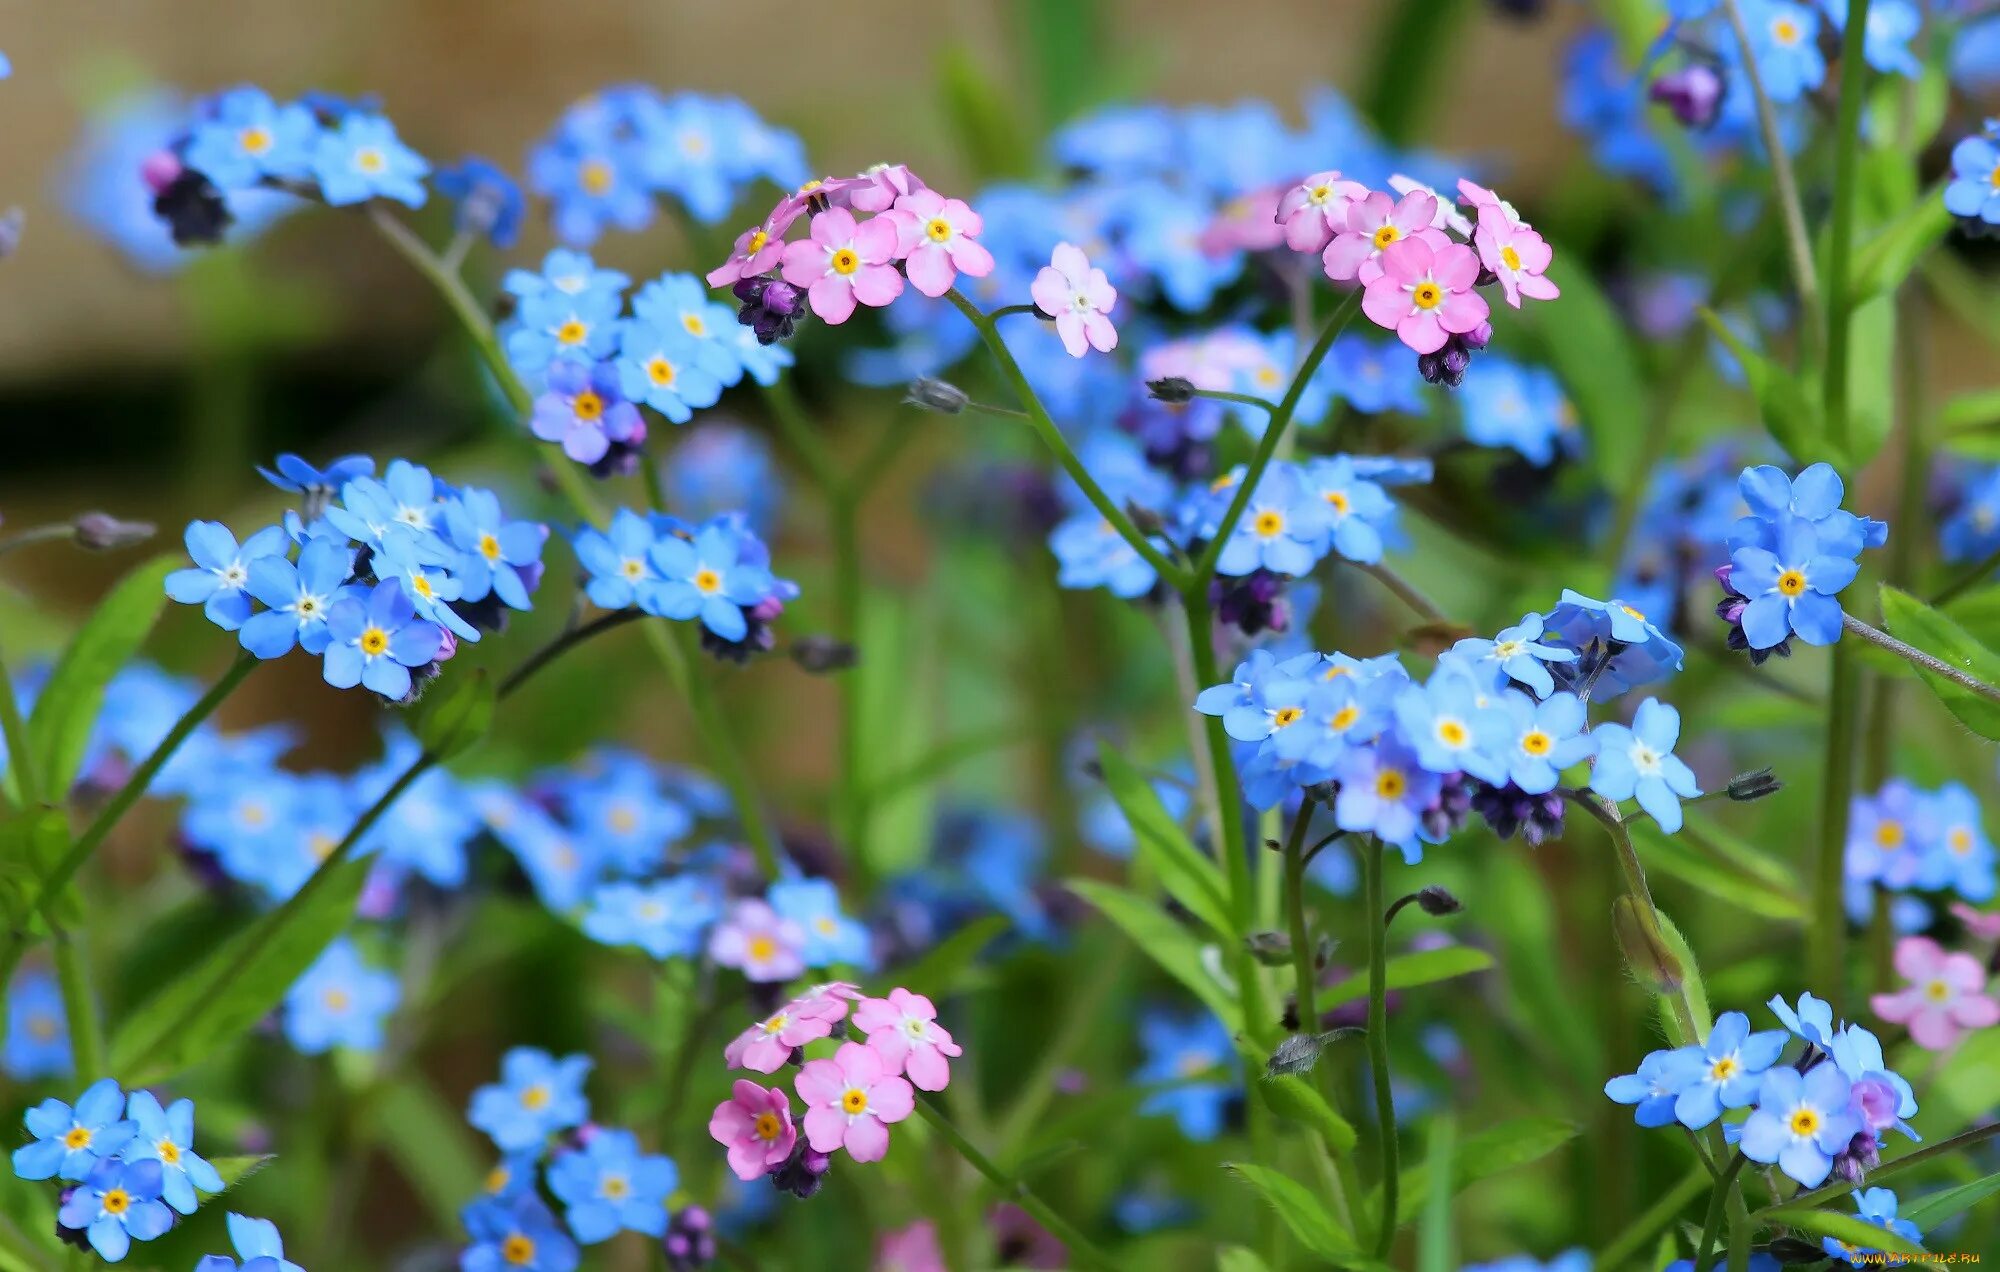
xmin=141 ymin=149 xmax=182 ymax=194
xmin=1650 ymin=62 xmax=1726 ymax=130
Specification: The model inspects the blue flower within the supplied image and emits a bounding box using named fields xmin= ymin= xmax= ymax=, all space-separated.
xmin=1926 ymin=782 xmax=1996 ymax=901
xmin=526 ymin=110 xmax=652 ymax=248
xmin=310 ymin=112 xmax=427 ymax=207
xmin=530 ymin=358 xmax=646 ymax=465
xmin=326 ymin=458 xmax=450 ymax=544
xmin=1736 ymin=1 xmax=1825 ymax=102
xmin=239 ymin=536 xmax=359 ymax=658
xmin=546 ymin=1128 xmax=677 ymax=1243
xmin=257 ymin=452 xmax=374 ymax=497
xmin=1825 ymin=1022 xmax=1919 ymax=1144
xmin=768 ymin=877 xmax=873 ymax=969
xmin=1300 ymin=456 xmax=1395 ymax=564
xmin=461 ymin=1193 xmax=581 ymax=1272
xmin=1940 ymin=465 xmax=2000 ymax=563
xmin=1665 ymin=1010 xmax=1788 ymax=1129
xmin=184 ymin=87 xmax=318 ymax=189
xmin=1134 ymin=1010 xmax=1239 ymax=1141
xmin=1823 ymin=0 xmax=1922 ymax=78
xmin=631 ymin=272 xmax=746 ymax=381
xmin=442 ymin=488 xmax=547 ymax=611
xmin=635 ymin=94 xmax=746 ymax=225
xmin=57 ymin=1157 xmax=174 ymax=1261
xmin=1120 ymin=183 xmax=1241 ymax=311
xmin=1450 ymin=613 xmax=1579 ymax=699
xmin=1730 ymin=462 xmax=1887 ymax=559
xmin=13 ymin=1077 xmax=136 ymax=1181
xmin=433 ymin=156 xmax=525 ymax=247
xmin=573 ymin=510 xmax=662 ymax=611
xmin=1737 ymin=1063 xmax=1859 ymax=1187
xmin=551 ymin=757 xmax=691 ymax=876
xmin=357 ymin=734 xmax=482 ymax=887
xmin=469 ymin=1048 xmax=592 ymax=1153
xmin=1542 ymin=589 xmax=1685 ymax=698
xmin=1269 ymin=673 xmax=1397 ymax=774
xmin=1460 ymin=358 xmax=1575 ymax=467
xmin=322 ymin=580 xmax=443 ymax=699
xmin=284 ymin=937 xmax=399 ymax=1055
xmin=1393 ymin=667 xmax=1511 ymax=785
xmin=1194 ymin=649 xmax=1320 ymax=743
xmin=615 ymin=321 xmax=726 ymax=423
xmin=1846 ymin=779 xmax=1934 ymax=891
xmin=120 ymin=1090 xmax=224 ymax=1215
xmin=1332 ymin=736 xmax=1442 ymax=860
xmin=1496 ymin=691 xmax=1595 ymax=795
xmin=373 ymin=537 xmax=481 ymax=643
xmin=502 ymin=249 xmax=629 ymax=309
xmin=4 ymin=966 xmax=70 ymax=1080
xmin=1767 ymin=991 xmax=1838 ymax=1047
xmin=194 ymin=1212 xmax=306 ymax=1272
xmin=507 ymin=287 xmax=624 ymax=383
xmin=1946 ymin=133 xmax=2000 ymax=227
xmin=1603 ymin=1047 xmax=1692 ymax=1128
xmin=1824 ymin=1188 xmax=1922 ymax=1266
xmin=1729 ymin=514 xmax=1857 ymax=648
xmin=1588 ymin=698 xmax=1702 ymax=832
xmin=645 ymin=526 xmax=776 ymax=642
xmin=1211 ymin=463 xmax=1331 ymax=578
xmin=1050 ymin=104 xmax=1178 ymax=178
xmin=1329 ymin=336 xmax=1425 ymax=415
xmin=665 ymin=426 xmax=782 ymax=530
xmin=581 ymin=879 xmax=719 ymax=960
xmin=473 ymin=783 xmax=604 ymax=912
xmin=166 ymin=520 xmax=291 ymax=632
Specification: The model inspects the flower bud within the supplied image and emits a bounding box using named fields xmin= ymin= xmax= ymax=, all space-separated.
xmin=71 ymin=512 xmax=157 ymax=551
xmin=790 ymin=635 xmax=859 ymax=674
xmin=903 ymin=377 xmax=968 ymax=415
xmin=1245 ymin=931 xmax=1293 ymax=966
xmin=1726 ymin=767 xmax=1782 ymax=802
xmin=1147 ymin=376 xmax=1196 ymax=404
xmin=1650 ymin=62 xmax=1726 ymax=131
xmin=1416 ymin=885 xmax=1463 ymax=916
xmin=154 ymin=168 xmax=232 ymax=247
xmin=1124 ymin=500 xmax=1167 ymax=538
xmin=1612 ymin=895 xmax=1684 ymax=995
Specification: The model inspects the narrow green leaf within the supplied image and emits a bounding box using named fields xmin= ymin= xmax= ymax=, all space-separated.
xmin=1224 ymin=1162 xmax=1361 ymax=1261
xmin=370 ymin=1079 xmax=488 ymax=1234
xmin=1516 ymin=257 xmax=1643 ymax=492
xmin=1844 ymin=294 xmax=1897 ymax=468
xmin=1066 ymin=879 xmax=1241 ymax=1031
xmin=1764 ymin=1206 xmax=1929 ymax=1256
xmin=1851 ymin=195 xmax=1954 ymax=304
xmin=1630 ymin=822 xmax=1804 ymax=920
xmin=410 ymin=667 xmax=494 ymax=761
xmin=1486 ymin=854 xmax=1599 ymax=1087
xmin=110 ymin=855 xmax=371 ymax=1082
xmin=1321 ymin=946 xmax=1495 ymax=1008
xmin=25 ymin=555 xmax=175 ymax=802
xmin=1699 ymin=310 xmax=1821 ymax=462
xmin=1899 ymin=1172 xmax=2000 ymax=1229
xmin=1878 ymin=584 xmax=2000 ymax=741
xmin=1418 ymin=1115 xmax=1457 ymax=1272
xmin=892 ymin=913 xmax=1007 ymax=997
xmin=1679 ymin=812 xmax=1802 ymax=893
xmin=1256 ymin=1074 xmax=1358 ymax=1154
xmin=1372 ymin=1116 xmax=1579 ymax=1222
xmin=1096 ymin=742 xmax=1233 ymax=939
xmin=1940 ymin=387 xmax=2000 ymax=436
xmin=199 ymin=1154 xmax=274 ymax=1196
xmin=935 ymin=45 xmax=1033 ymax=180
xmin=0 ymin=812 xmax=75 ymax=932
xmin=1216 ymin=1246 xmax=1274 ymax=1272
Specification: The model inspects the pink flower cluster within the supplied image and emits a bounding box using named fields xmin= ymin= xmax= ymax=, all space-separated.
xmin=708 ymin=982 xmax=961 ymax=1179
xmin=1871 ymin=933 xmax=2000 ymax=1050
xmin=1274 ymin=172 xmax=1559 ymax=354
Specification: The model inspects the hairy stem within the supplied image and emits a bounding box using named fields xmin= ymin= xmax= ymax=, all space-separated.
xmin=1696 ymin=1153 xmax=1747 ymax=1271
xmin=1844 ymin=612 xmax=2000 ymax=703
xmin=52 ymin=933 xmax=105 ymax=1082
xmin=1721 ymin=0 xmax=1823 ymax=351
xmin=1822 ymin=0 xmax=1873 ymax=458
xmin=1283 ymin=802 xmax=1319 ymax=1032
xmin=1362 ymin=837 xmax=1401 ymax=1256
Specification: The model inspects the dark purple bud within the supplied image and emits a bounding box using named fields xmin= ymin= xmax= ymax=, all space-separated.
xmin=1147 ymin=376 xmax=1197 ymax=404
xmin=904 ymin=378 xmax=968 ymax=415
xmin=1650 ymin=62 xmax=1726 ymax=131
xmin=733 ymin=278 xmax=807 ymax=345
xmin=72 ymin=512 xmax=156 ymax=551
xmin=154 ymin=168 xmax=232 ymax=247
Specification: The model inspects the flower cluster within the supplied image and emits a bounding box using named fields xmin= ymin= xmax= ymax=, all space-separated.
xmin=525 ymin=87 xmax=806 ymax=246
xmin=9 ymin=1077 xmax=288 ymax=1263
xmin=1605 ymin=993 xmax=1918 ymax=1188
xmin=1845 ymin=778 xmax=1996 ymax=932
xmin=165 ymin=454 xmax=547 ymax=700
xmin=1718 ymin=462 xmax=1885 ymax=659
xmin=1196 ymin=592 xmax=1694 ymax=854
xmin=1871 ymin=934 xmax=2000 ymax=1050
xmin=572 ymin=509 xmax=797 ymax=656
xmin=710 ymin=982 xmax=957 ymax=1193
xmin=502 ymin=250 xmax=790 ymax=472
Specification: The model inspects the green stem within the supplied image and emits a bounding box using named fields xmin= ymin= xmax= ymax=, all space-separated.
xmin=1721 ymin=0 xmax=1823 ymax=353
xmin=1283 ymin=802 xmax=1319 ymax=1031
xmin=1570 ymin=792 xmax=1701 ymax=1040
xmin=1822 ymin=0 xmax=1873 ymax=458
xmin=830 ymin=490 xmax=864 ymax=861
xmin=946 ymin=290 xmax=1186 ymax=590
xmin=1764 ymin=1122 xmax=2000 ymax=1214
xmin=51 ymin=933 xmax=104 ymax=1082
xmin=665 ymin=623 xmax=783 ymax=879
xmin=0 ymin=635 xmax=42 ymax=804
xmin=761 ymin=378 xmax=842 ymax=495
xmin=1595 ymin=1163 xmax=1711 ymax=1271
xmin=913 ymin=1095 xmax=1118 ymax=1272
xmin=0 ymin=523 xmax=81 ymax=558
xmin=367 ymin=205 xmax=527 ymax=414
xmin=1361 ymin=837 xmax=1400 ymax=1257
xmin=1189 ymin=388 xmax=1278 ymax=415
xmin=1815 ymin=643 xmax=1860 ymax=1014
xmin=1726 ymin=1185 xmax=1752 ymax=1272
xmin=1354 ymin=560 xmax=1449 ymax=626
xmin=1696 ymin=1153 xmax=1748 ymax=1271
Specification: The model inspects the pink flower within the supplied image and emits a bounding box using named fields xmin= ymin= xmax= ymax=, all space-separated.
xmin=1388 ymin=173 xmax=1473 ymax=235
xmin=875 ymin=1220 xmax=947 ymax=1272
xmin=1950 ymin=902 xmax=2000 ymax=944
xmin=849 ymin=163 xmax=926 ymax=213
xmin=1199 ymin=185 xmax=1288 ymax=255
xmin=1360 ymin=237 xmax=1490 ymax=355
xmin=705 ymin=217 xmax=789 ymax=288
xmin=888 ymin=190 xmax=995 ymax=298
xmin=795 ymin=1041 xmax=915 ymax=1163
xmin=780 ymin=206 xmax=904 ymax=324
xmin=707 ymin=899 xmax=807 ymax=983
xmin=1474 ymin=207 xmax=1559 ymax=309
xmin=795 ymin=981 xmax=865 ymax=1012
xmin=1321 ymin=190 xmax=1450 ymax=285
xmin=1276 ymin=170 xmax=1367 ymax=253
xmin=1030 ymin=242 xmax=1118 ymax=358
xmin=1870 ymin=935 xmax=2000 ymax=1050
xmin=853 ymin=988 xmax=963 ymax=1092
xmin=1456 ymin=177 xmax=1527 ymax=231
xmin=708 ymin=1080 xmax=797 ymax=1181
xmin=723 ymin=1002 xmax=837 ymax=1074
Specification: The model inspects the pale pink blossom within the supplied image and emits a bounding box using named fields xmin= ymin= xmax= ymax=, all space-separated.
xmin=853 ymin=988 xmax=963 ymax=1092
xmin=1950 ymin=902 xmax=2000 ymax=944
xmin=780 ymin=207 xmax=904 ymax=324
xmin=795 ymin=981 xmax=864 ymax=1013
xmin=888 ymin=190 xmax=995 ymax=297
xmin=1360 ymin=237 xmax=1490 ymax=355
xmin=849 ymin=163 xmax=926 ymax=213
xmin=1474 ymin=206 xmax=1559 ymax=309
xmin=1276 ymin=170 xmax=1368 ymax=253
xmin=1388 ymin=173 xmax=1473 ymax=235
xmin=723 ymin=1003 xmax=837 ymax=1074
xmin=1457 ymin=178 xmax=1528 ymax=231
xmin=1200 ymin=184 xmax=1289 ymax=255
xmin=769 ymin=174 xmax=872 ymax=224
xmin=705 ymin=215 xmax=790 ymax=287
xmin=875 ymin=1220 xmax=947 ymax=1272
xmin=1030 ymin=242 xmax=1118 ymax=358
xmin=707 ymin=899 xmax=808 ymax=983
xmin=795 ymin=1041 xmax=915 ymax=1163
xmin=708 ymin=1080 xmax=797 ymax=1181
xmin=1870 ymin=935 xmax=2000 ymax=1050
xmin=1322 ymin=190 xmax=1451 ymax=285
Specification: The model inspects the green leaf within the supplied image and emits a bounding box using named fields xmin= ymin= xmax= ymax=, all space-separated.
xmin=1680 ymin=812 xmax=1803 ymax=893
xmin=1321 ymin=946 xmax=1495 ymax=1008
xmin=110 ymin=855 xmax=371 ymax=1082
xmin=1486 ymin=854 xmax=1599 ymax=1087
xmin=1011 ymin=0 xmax=1106 ymax=127
xmin=1940 ymin=387 xmax=2000 ymax=437
xmin=0 ymin=811 xmax=75 ymax=932
xmin=1256 ymin=1074 xmax=1358 ymax=1154
xmin=1700 ymin=310 xmax=1821 ymax=462
xmin=892 ymin=914 xmax=1007 ymax=997
xmin=1852 ymin=196 xmax=1954 ymax=305
xmin=1878 ymin=584 xmax=2000 ymax=741
xmin=1843 ymin=293 xmax=1897 ymax=468
xmin=1652 ymin=910 xmax=1712 ymax=1047
xmin=1947 ymin=584 xmax=2000 ymax=651
xmin=1629 ymin=821 xmax=1804 ymax=920
xmin=1899 ymin=1171 xmax=2000 ymax=1229
xmin=370 ymin=1079 xmax=488 ymax=1234
xmin=24 ymin=555 xmax=175 ymax=802
xmin=1516 ymin=258 xmax=1644 ymax=492
xmin=1066 ymin=879 xmax=1241 ymax=1031
xmin=1216 ymin=1246 xmax=1274 ymax=1272
xmin=1765 ymin=1206 xmax=1929 ymax=1257
xmin=1372 ymin=1116 xmax=1579 ymax=1223
xmin=410 ymin=666 xmax=494 ymax=761
xmin=1095 ymin=742 xmax=1233 ymax=939
xmin=199 ymin=1154 xmax=275 ymax=1196
xmin=1418 ymin=1115 xmax=1457 ymax=1272
xmin=936 ymin=45 xmax=1033 ymax=180
xmin=1224 ymin=1162 xmax=1362 ymax=1262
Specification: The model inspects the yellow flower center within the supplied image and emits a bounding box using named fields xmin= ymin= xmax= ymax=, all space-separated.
xmin=1411 ymin=282 xmax=1442 ymax=310
xmin=503 ymin=1234 xmax=537 ymax=1265
xmin=647 ymin=357 xmax=677 ymax=388
xmin=1949 ymin=827 xmax=1974 ymax=854
xmin=1376 ymin=769 xmax=1408 ymax=800
xmin=1621 ymin=604 xmax=1647 ymax=620
xmin=841 ymin=1088 xmax=869 ymax=1115
xmin=572 ymin=390 xmax=605 ymax=422
xmin=412 ymin=574 xmax=434 ymax=599
xmin=26 ymin=1013 xmax=57 ymax=1041
xmin=1331 ymin=705 xmax=1360 ymax=731
xmin=760 ymin=1012 xmax=790 ymax=1036
xmin=102 ymin=1188 xmax=130 ymax=1216
xmin=520 ymin=1084 xmax=551 ymax=1111
xmin=157 ymin=1138 xmax=182 ymax=1165
xmin=753 ymin=1111 xmax=783 ymax=1140
xmin=479 ymin=532 xmax=502 ymax=561
xmin=1253 ymin=510 xmax=1285 ymax=537
xmin=1500 ymin=245 xmax=1522 ymax=271
xmin=354 ymin=147 xmax=386 ymax=174
xmin=1521 ymin=730 xmax=1552 ymax=756
xmin=620 ymin=558 xmax=646 ymax=580
xmin=1789 ymin=1108 xmax=1820 ymax=1137
xmin=1772 ymin=17 xmax=1800 ymax=43
xmin=1777 ymin=570 xmax=1807 ymax=597
xmin=607 ymin=804 xmax=638 ymax=835
xmin=240 ymin=125 xmax=273 ymax=155
xmin=359 ymin=627 xmax=389 ymax=656
xmin=1876 ymin=820 xmax=1905 ymax=849
xmin=747 ymin=935 xmax=777 ymax=963
xmin=308 ymin=832 xmax=337 ymax=861
xmin=602 ymin=1174 xmax=631 ymax=1200
xmin=485 ymin=1166 xmax=510 ymax=1194
xmin=680 ymin=130 xmax=710 ymax=157
xmin=693 ymin=568 xmax=723 ymax=595
xmin=746 ymin=228 xmax=769 ymax=252
xmin=1710 ymin=1056 xmax=1739 ymax=1082
xmin=925 ymin=217 xmax=953 ymax=243
xmin=1325 ymin=490 xmax=1351 ymax=514
xmin=1926 ymin=979 xmax=1952 ymax=1002
xmin=1437 ymin=720 xmax=1468 ymax=746
xmin=63 ymin=1127 xmax=93 ymax=1151
xmin=830 ymin=248 xmax=860 ymax=276
xmin=1272 ymin=706 xmax=1304 ymax=729
xmin=1372 ymin=225 xmax=1400 ymax=250
xmin=322 ymin=987 xmax=352 ymax=1013
xmin=681 ymin=312 xmax=707 ymax=337
xmin=555 ymin=319 xmax=588 ymax=346
xmin=581 ymin=159 xmax=614 ymax=195
xmin=1309 ymin=183 xmax=1332 ymax=202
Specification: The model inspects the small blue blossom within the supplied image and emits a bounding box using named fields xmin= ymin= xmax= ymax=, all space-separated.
xmin=1846 ymin=779 xmax=1934 ymax=891
xmin=1736 ymin=0 xmax=1825 ymax=102
xmin=1134 ymin=1010 xmax=1239 ymax=1141
xmin=1496 ymin=691 xmax=1595 ymax=794
xmin=508 ymin=287 xmax=624 ymax=383
xmin=442 ymin=488 xmax=547 ymax=611
xmin=1824 ymin=1188 xmax=1922 ymax=1266
xmin=1665 ymin=1010 xmax=1787 ymax=1129
xmin=502 ymin=248 xmax=630 ymax=309
xmin=1330 ymin=335 xmax=1425 ymax=415
xmin=1767 ymin=991 xmax=1838 ymax=1047
xmin=768 ymin=877 xmax=873 ymax=969
xmin=1738 ymin=1063 xmax=1859 ymax=1187
xmin=13 ymin=1077 xmax=137 ymax=1181
xmin=646 ymin=525 xmax=776 ymax=642
xmin=1603 ymin=1048 xmax=1691 ymax=1128
xmin=526 ymin=107 xmax=653 ymax=248
xmin=1926 ymin=782 xmax=1996 ymax=901
xmin=357 ymin=734 xmax=483 ymax=887
xmin=581 ymin=879 xmax=719 ymax=960
xmin=166 ymin=521 xmax=291 ymax=632
xmin=573 ymin=509 xmax=662 ymax=611
xmin=1300 ymin=456 xmax=1395 ymax=564
xmin=184 ymin=87 xmax=318 ymax=189
xmin=433 ymin=156 xmax=525 ymax=247
xmin=630 ymin=272 xmax=745 ymax=383
xmin=1332 ymin=735 xmax=1442 ymax=860
xmin=1729 ymin=513 xmax=1858 ymax=648
xmin=284 ymin=937 xmax=399 ymax=1055
xmin=121 ymin=1090 xmax=224 ymax=1214
xmin=1393 ymin=667 xmax=1511 ymax=785
xmin=57 ymin=1157 xmax=174 ymax=1261
xmin=239 ymin=536 xmax=359 ymax=659
xmin=1210 ymin=463 xmax=1331 ymax=578
xmin=194 ymin=1212 xmax=305 ymax=1272
xmin=1450 ymin=613 xmax=1578 ymax=699
xmin=321 ymin=580 xmax=443 ymax=699
xmin=257 ymin=452 xmax=374 ymax=498
xmin=469 ymin=1048 xmax=593 ymax=1153
xmin=1946 ymin=132 xmax=2000 ymax=228
xmin=1270 ymin=673 xmax=1397 ymax=773
xmin=1729 ymin=462 xmax=1887 ymax=559
xmin=546 ymin=1128 xmax=677 ymax=1243
xmin=1588 ymin=698 xmax=1702 ymax=832
xmin=1542 ymin=590 xmax=1685 ymax=698
xmin=310 ymin=112 xmax=427 ymax=207
xmin=1823 ymin=0 xmax=1922 ymax=79
xmin=4 ymin=966 xmax=70 ymax=1080
xmin=461 ymin=1193 xmax=580 ymax=1272
xmin=1193 ymin=649 xmax=1320 ymax=743
xmin=616 ymin=321 xmax=726 ymax=423
xmin=1459 ymin=358 xmax=1576 ymax=467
